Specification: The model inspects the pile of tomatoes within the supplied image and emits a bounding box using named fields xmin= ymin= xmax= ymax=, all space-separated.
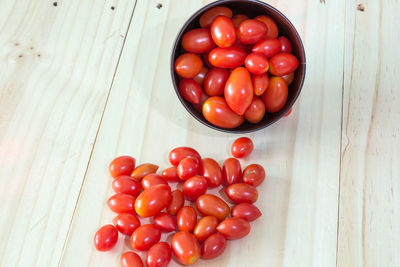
xmin=94 ymin=137 xmax=265 ymax=266
xmin=174 ymin=6 xmax=298 ymax=129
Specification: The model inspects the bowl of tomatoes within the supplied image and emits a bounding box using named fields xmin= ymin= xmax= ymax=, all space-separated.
xmin=171 ymin=0 xmax=306 ymax=133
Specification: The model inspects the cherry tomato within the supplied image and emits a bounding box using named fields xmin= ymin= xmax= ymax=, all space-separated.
xmin=94 ymin=224 xmax=118 ymax=251
xmin=210 ymin=16 xmax=236 ymax=48
xmin=202 ymin=96 xmax=244 ymax=128
xmin=112 ymin=176 xmax=142 ymax=196
xmin=201 ymin=233 xmax=227 ymax=259
xmin=107 ymin=193 xmax=136 ymax=214
xmin=193 ymin=216 xmax=219 ymax=242
xmin=177 ymin=157 xmax=200 ymax=180
xmin=255 ymin=15 xmax=279 ymax=39
xmin=177 ymin=206 xmax=197 ymax=232
xmin=216 ymin=217 xmax=250 ymax=240
xmin=199 ymin=158 xmax=222 ymax=187
xmin=193 ymin=66 xmax=209 ymax=85
xmin=179 ymin=79 xmax=203 ymax=104
xmin=244 ymin=97 xmax=266 ymax=124
xmin=278 ymin=36 xmax=292 ymax=53
xmin=169 ymin=147 xmax=201 ymax=166
xmin=109 ymin=156 xmax=136 ymax=178
xmin=135 ymin=184 xmax=172 ymax=217
xmin=196 ymin=194 xmax=230 ymax=221
xmin=225 ymin=67 xmax=253 ymax=115
xmin=167 ymin=189 xmax=185 ymax=215
xmin=242 ymin=163 xmax=265 ymax=186
xmin=231 ymin=137 xmax=254 ymax=158
xmin=281 ymin=72 xmax=295 ymax=85
xmin=142 ymin=174 xmax=167 ymax=190
xmin=244 ymin=53 xmax=269 ymax=75
xmin=199 ymin=6 xmax=233 ymax=28
xmin=225 ymin=183 xmax=258 ymax=203
xmin=171 ymin=231 xmax=201 ymax=265
xmin=121 ymin=251 xmax=143 ymax=267
xmin=161 ymin=166 xmax=180 ymax=182
xmin=153 ymin=212 xmax=177 ymax=232
xmin=237 ymin=19 xmax=267 ymax=44
xmin=251 ymin=39 xmax=282 ymax=58
xmin=203 ymin=68 xmax=229 ymax=96
xmin=183 ymin=176 xmax=208 ymax=200
xmin=146 ymin=242 xmax=172 ymax=267
xmin=182 ymin=28 xmax=215 ymax=53
xmin=252 ymin=73 xmax=269 ymax=96
xmin=202 ymin=52 xmax=214 ymax=68
xmin=208 ymin=47 xmax=246 ymax=68
xmin=232 ymin=14 xmax=249 ymax=28
xmin=130 ymin=224 xmax=161 ymax=251
xmin=222 ymin=157 xmax=242 ymax=185
xmin=231 ymin=203 xmax=262 ymax=222
xmin=269 ymin=53 xmax=299 ymax=76
xmin=113 ymin=213 xmax=141 ymax=235
xmin=284 ymin=107 xmax=293 ymax=117
xmin=261 ymin=76 xmax=288 ymax=113
xmin=174 ymin=53 xmax=203 ymax=78
xmin=131 ymin=163 xmax=159 ymax=181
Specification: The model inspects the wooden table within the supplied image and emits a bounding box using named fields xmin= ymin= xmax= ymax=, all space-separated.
xmin=0 ymin=0 xmax=399 ymax=266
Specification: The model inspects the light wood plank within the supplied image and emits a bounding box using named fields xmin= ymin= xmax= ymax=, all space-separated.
xmin=0 ymin=1 xmax=136 ymax=266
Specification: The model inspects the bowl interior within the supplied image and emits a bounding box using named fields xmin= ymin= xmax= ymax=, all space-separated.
xmin=171 ymin=0 xmax=306 ymax=133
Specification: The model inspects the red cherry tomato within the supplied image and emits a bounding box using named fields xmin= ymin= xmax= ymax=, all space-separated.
xmin=121 ymin=251 xmax=143 ymax=267
xmin=182 ymin=28 xmax=215 ymax=54
xmin=203 ymin=68 xmax=229 ymax=96
xmin=174 ymin=53 xmax=203 ymax=78
xmin=216 ymin=217 xmax=250 ymax=240
xmin=231 ymin=137 xmax=254 ymax=158
xmin=202 ymin=52 xmax=214 ymax=68
xmin=232 ymin=14 xmax=249 ymax=28
xmin=146 ymin=242 xmax=172 ymax=267
xmin=193 ymin=66 xmax=209 ymax=85
xmin=135 ymin=184 xmax=172 ymax=217
xmin=199 ymin=158 xmax=222 ymax=187
xmin=169 ymin=147 xmax=201 ymax=166
xmin=222 ymin=157 xmax=242 ymax=185
xmin=167 ymin=189 xmax=185 ymax=215
xmin=130 ymin=224 xmax=161 ymax=251
xmin=193 ymin=216 xmax=219 ymax=242
xmin=208 ymin=47 xmax=247 ymax=68
xmin=107 ymin=193 xmax=136 ymax=214
xmin=255 ymin=15 xmax=279 ymax=39
xmin=252 ymin=39 xmax=282 ymax=58
xmin=112 ymin=176 xmax=142 ymax=196
xmin=244 ymin=96 xmax=266 ymax=124
xmin=94 ymin=224 xmax=118 ymax=251
xmin=177 ymin=206 xmax=198 ymax=232
xmin=142 ymin=174 xmax=167 ymax=190
xmin=252 ymin=73 xmax=269 ymax=96
xmin=261 ymin=76 xmax=288 ymax=113
xmin=225 ymin=67 xmax=253 ymax=115
xmin=244 ymin=53 xmax=269 ymax=75
xmin=201 ymin=233 xmax=227 ymax=259
xmin=242 ymin=163 xmax=265 ymax=186
xmin=109 ymin=156 xmax=136 ymax=178
xmin=153 ymin=212 xmax=177 ymax=232
xmin=113 ymin=213 xmax=141 ymax=235
xmin=281 ymin=72 xmax=295 ymax=85
xmin=177 ymin=157 xmax=200 ymax=180
xmin=269 ymin=53 xmax=299 ymax=76
xmin=196 ymin=194 xmax=230 ymax=221
xmin=179 ymin=79 xmax=203 ymax=104
xmin=171 ymin=231 xmax=201 ymax=265
xmin=284 ymin=107 xmax=293 ymax=117
xmin=231 ymin=203 xmax=262 ymax=222
xmin=225 ymin=183 xmax=258 ymax=203
xmin=183 ymin=176 xmax=208 ymax=200
xmin=278 ymin=36 xmax=292 ymax=53
xmin=202 ymin=96 xmax=244 ymax=129
xmin=161 ymin=166 xmax=180 ymax=182
xmin=237 ymin=19 xmax=267 ymax=44
xmin=199 ymin=6 xmax=233 ymax=28
xmin=210 ymin=16 xmax=236 ymax=48
xmin=131 ymin=163 xmax=159 ymax=181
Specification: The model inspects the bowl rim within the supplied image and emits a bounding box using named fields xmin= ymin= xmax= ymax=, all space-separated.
xmin=170 ymin=0 xmax=306 ymax=134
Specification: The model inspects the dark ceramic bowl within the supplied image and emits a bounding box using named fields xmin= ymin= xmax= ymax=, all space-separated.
xmin=171 ymin=0 xmax=306 ymax=133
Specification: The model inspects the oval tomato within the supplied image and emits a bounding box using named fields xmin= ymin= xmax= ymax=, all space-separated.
xmin=202 ymin=96 xmax=244 ymax=128
xmin=193 ymin=215 xmax=219 ymax=242
xmin=113 ymin=213 xmax=141 ymax=235
xmin=237 ymin=19 xmax=267 ymax=44
xmin=167 ymin=189 xmax=185 ymax=216
xmin=199 ymin=158 xmax=222 ymax=187
xmin=201 ymin=233 xmax=227 ymax=259
xmin=284 ymin=107 xmax=293 ymax=117
xmin=225 ymin=183 xmax=258 ymax=204
xmin=261 ymin=76 xmax=288 ymax=113
xmin=203 ymin=68 xmax=229 ymax=96
xmin=131 ymin=163 xmax=159 ymax=181
xmin=177 ymin=157 xmax=200 ymax=180
xmin=153 ymin=212 xmax=177 ymax=232
xmin=244 ymin=53 xmax=269 ymax=75
xmin=107 ymin=193 xmax=136 ymax=214
xmin=161 ymin=166 xmax=180 ymax=182
xmin=174 ymin=53 xmax=203 ymax=78
xmin=199 ymin=6 xmax=233 ymax=28
xmin=196 ymin=194 xmax=230 ymax=221
xmin=252 ymin=39 xmax=282 ymax=58
xmin=244 ymin=97 xmax=266 ymax=124
xmin=208 ymin=47 xmax=246 ymax=68
xmin=135 ymin=184 xmax=172 ymax=217
xmin=255 ymin=15 xmax=279 ymax=39
xmin=146 ymin=242 xmax=172 ymax=267
xmin=112 ymin=176 xmax=142 ymax=196
xmin=169 ymin=147 xmax=201 ymax=166
xmin=231 ymin=203 xmax=262 ymax=222
xmin=211 ymin=16 xmax=236 ymax=47
xmin=231 ymin=137 xmax=254 ymax=158
xmin=130 ymin=224 xmax=161 ymax=251
xmin=193 ymin=66 xmax=209 ymax=85
xmin=179 ymin=78 xmax=203 ymax=104
xmin=269 ymin=53 xmax=299 ymax=76
xmin=121 ymin=251 xmax=143 ymax=267
xmin=171 ymin=231 xmax=200 ymax=265
xmin=242 ymin=164 xmax=265 ymax=186
xmin=232 ymin=14 xmax=249 ymax=28
xmin=225 ymin=67 xmax=253 ymax=115
xmin=183 ymin=176 xmax=208 ymax=200
xmin=109 ymin=156 xmax=136 ymax=178
xmin=281 ymin=72 xmax=295 ymax=85
xmin=278 ymin=36 xmax=292 ymax=53
xmin=142 ymin=174 xmax=167 ymax=190
xmin=182 ymin=28 xmax=215 ymax=53
xmin=94 ymin=224 xmax=118 ymax=251
xmin=177 ymin=206 xmax=198 ymax=232
xmin=252 ymin=73 xmax=269 ymax=96
xmin=216 ymin=217 xmax=250 ymax=240
xmin=222 ymin=157 xmax=242 ymax=185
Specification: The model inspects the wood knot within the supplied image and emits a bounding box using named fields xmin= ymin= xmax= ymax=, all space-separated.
xmin=357 ymin=3 xmax=365 ymax=11
xmin=53 ymin=2 xmax=58 ymax=7
xmin=156 ymin=3 xmax=163 ymax=9
xmin=111 ymin=6 xmax=115 ymax=10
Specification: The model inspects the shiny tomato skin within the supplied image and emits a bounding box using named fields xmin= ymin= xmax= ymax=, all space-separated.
xmin=203 ymin=68 xmax=229 ymax=96
xmin=281 ymin=72 xmax=295 ymax=85
xmin=255 ymin=15 xmax=279 ymax=39
xmin=154 ymin=212 xmax=177 ymax=232
xmin=130 ymin=224 xmax=161 ymax=251
xmin=177 ymin=157 xmax=200 ymax=180
xmin=211 ymin=16 xmax=236 ymax=48
xmin=199 ymin=6 xmax=233 ymax=28
xmin=237 ymin=19 xmax=267 ymax=44
xmin=201 ymin=233 xmax=227 ymax=259
xmin=261 ymin=76 xmax=288 ymax=113
xmin=196 ymin=194 xmax=230 ymax=221
xmin=269 ymin=53 xmax=299 ymax=76
xmin=222 ymin=157 xmax=242 ymax=185
xmin=161 ymin=166 xmax=180 ymax=182
xmin=225 ymin=183 xmax=258 ymax=204
xmin=135 ymin=184 xmax=172 ymax=218
xmin=121 ymin=251 xmax=143 ymax=267
xmin=193 ymin=66 xmax=209 ymax=85
xmin=142 ymin=174 xmax=167 ymax=190
xmin=284 ymin=107 xmax=293 ymax=117
xmin=167 ymin=189 xmax=185 ymax=216
xmin=169 ymin=147 xmax=201 ymax=166
xmin=182 ymin=28 xmax=215 ymax=54
xmin=231 ymin=203 xmax=262 ymax=222
xmin=174 ymin=53 xmax=203 ymax=78
xmin=177 ymin=206 xmax=198 ymax=232
xmin=208 ymin=47 xmax=246 ymax=69
xmin=216 ymin=217 xmax=250 ymax=240
xmin=183 ymin=176 xmax=208 ymax=201
xmin=193 ymin=216 xmax=219 ymax=242
xmin=252 ymin=39 xmax=282 ymax=58
xmin=94 ymin=224 xmax=118 ymax=251
xmin=107 ymin=193 xmax=136 ymax=214
xmin=179 ymin=79 xmax=203 ymax=104
xmin=278 ymin=36 xmax=292 ymax=53
xmin=225 ymin=67 xmax=253 ymax=115
xmin=244 ymin=53 xmax=269 ymax=75
xmin=171 ymin=231 xmax=201 ymax=265
xmin=199 ymin=158 xmax=222 ymax=187
xmin=202 ymin=96 xmax=244 ymax=129
xmin=112 ymin=213 xmax=141 ymax=235
xmin=232 ymin=14 xmax=249 ymax=28
xmin=252 ymin=73 xmax=269 ymax=96
xmin=131 ymin=163 xmax=159 ymax=181
xmin=231 ymin=137 xmax=254 ymax=158
xmin=242 ymin=164 xmax=265 ymax=186
xmin=109 ymin=156 xmax=136 ymax=178
xmin=146 ymin=242 xmax=172 ymax=267
xmin=112 ymin=176 xmax=142 ymax=196
xmin=244 ymin=97 xmax=266 ymax=124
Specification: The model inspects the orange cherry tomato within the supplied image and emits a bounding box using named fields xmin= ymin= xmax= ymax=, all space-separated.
xmin=177 ymin=206 xmax=198 ymax=232
xmin=153 ymin=212 xmax=177 ymax=232
xmin=244 ymin=53 xmax=269 ymax=75
xmin=281 ymin=72 xmax=295 ymax=85
xmin=211 ymin=16 xmax=236 ymax=47
xmin=284 ymin=107 xmax=293 ymax=117
xmin=208 ymin=47 xmax=246 ymax=68
xmin=167 ymin=189 xmax=185 ymax=216
xmin=231 ymin=203 xmax=262 ymax=222
xmin=255 ymin=15 xmax=279 ymax=39
xmin=202 ymin=96 xmax=244 ymax=129
xmin=237 ymin=19 xmax=267 ymax=44
xmin=174 ymin=53 xmax=203 ymax=78
xmin=161 ymin=166 xmax=180 ymax=182
xmin=244 ymin=96 xmax=266 ymax=124
xmin=135 ymin=184 xmax=172 ymax=217
xmin=199 ymin=158 xmax=222 ymax=187
xmin=193 ymin=66 xmax=209 ymax=85
xmin=232 ymin=14 xmax=249 ymax=28
xmin=131 ymin=163 xmax=159 ymax=181
xmin=121 ymin=251 xmax=143 ymax=267
xmin=252 ymin=38 xmax=282 ymax=58
xmin=107 ymin=193 xmax=136 ymax=214
xmin=179 ymin=78 xmax=203 ymax=104
xmin=201 ymin=233 xmax=227 ymax=259
xmin=171 ymin=231 xmax=201 ymax=265
xmin=109 ymin=156 xmax=136 ymax=178
xmin=203 ymin=68 xmax=229 ymax=96
xmin=182 ymin=28 xmax=216 ymax=53
xmin=269 ymin=53 xmax=299 ymax=76
xmin=112 ymin=176 xmax=142 ymax=196
xmin=225 ymin=183 xmax=258 ymax=204
xmin=141 ymin=174 xmax=167 ymax=190
xmin=196 ymin=194 xmax=230 ymax=221
xmin=261 ymin=76 xmax=288 ymax=113
xmin=225 ymin=67 xmax=253 ymax=115
xmin=216 ymin=217 xmax=250 ymax=240
xmin=94 ymin=224 xmax=118 ymax=251
xmin=177 ymin=157 xmax=200 ymax=180
xmin=113 ymin=213 xmax=141 ymax=235
xmin=183 ymin=176 xmax=208 ymax=201
xmin=130 ymin=224 xmax=161 ymax=251
xmin=231 ymin=137 xmax=254 ymax=158
xmin=222 ymin=157 xmax=242 ymax=185
xmin=193 ymin=215 xmax=219 ymax=242
xmin=169 ymin=147 xmax=201 ymax=166
xmin=199 ymin=6 xmax=233 ymax=28
xmin=252 ymin=73 xmax=270 ymax=96
xmin=242 ymin=163 xmax=265 ymax=186
xmin=278 ymin=36 xmax=292 ymax=53
xmin=146 ymin=242 xmax=172 ymax=267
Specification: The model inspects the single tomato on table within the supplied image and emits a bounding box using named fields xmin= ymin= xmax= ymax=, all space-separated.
xmin=177 ymin=206 xmax=198 ymax=232
xmin=222 ymin=157 xmax=242 ymax=185
xmin=231 ymin=203 xmax=262 ymax=222
xmin=217 ymin=217 xmax=250 ymax=240
xmin=112 ymin=176 xmax=142 ymax=196
xmin=183 ymin=175 xmax=208 ymax=200
xmin=135 ymin=184 xmax=172 ymax=218
xmin=177 ymin=157 xmax=200 ymax=180
xmin=201 ymin=233 xmax=227 ymax=259
xmin=199 ymin=158 xmax=222 ymax=187
xmin=121 ymin=251 xmax=143 ymax=267
xmin=196 ymin=194 xmax=230 ymax=221
xmin=193 ymin=215 xmax=219 ymax=242
xmin=113 ymin=213 xmax=141 ymax=235
xmin=225 ymin=183 xmax=258 ymax=204
xmin=171 ymin=231 xmax=201 ymax=265
xmin=153 ymin=212 xmax=177 ymax=232
xmin=131 ymin=163 xmax=159 ymax=181
xmin=109 ymin=156 xmax=135 ymax=178
xmin=107 ymin=193 xmax=136 ymax=214
xmin=141 ymin=174 xmax=167 ymax=190
xmin=231 ymin=137 xmax=254 ymax=158
xmin=242 ymin=163 xmax=265 ymax=186
xmin=130 ymin=224 xmax=161 ymax=251
xmin=94 ymin=224 xmax=118 ymax=251
xmin=146 ymin=242 xmax=172 ymax=267
xmin=161 ymin=166 xmax=180 ymax=182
